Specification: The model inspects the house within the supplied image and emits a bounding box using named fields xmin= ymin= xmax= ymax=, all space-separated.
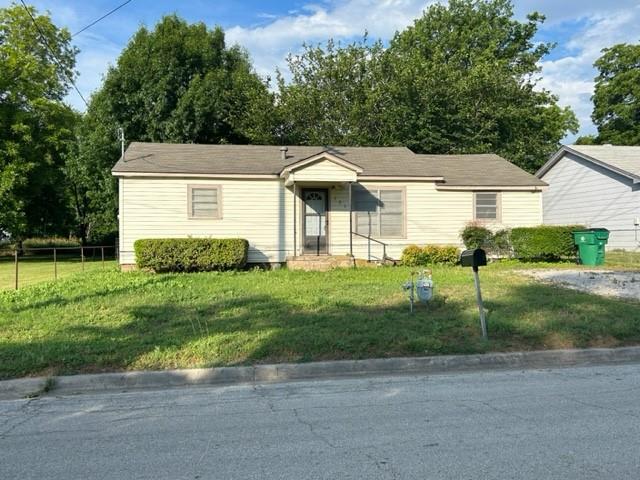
xmin=536 ymin=145 xmax=640 ymax=250
xmin=112 ymin=142 xmax=546 ymax=268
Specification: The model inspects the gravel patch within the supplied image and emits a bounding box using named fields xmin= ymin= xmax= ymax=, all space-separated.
xmin=523 ymin=269 xmax=640 ymax=300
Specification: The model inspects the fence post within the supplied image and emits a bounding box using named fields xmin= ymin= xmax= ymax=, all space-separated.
xmin=81 ymin=246 xmax=85 ymax=272
xmin=14 ymin=249 xmax=18 ymax=290
xmin=101 ymin=247 xmax=105 ymax=268
xmin=54 ymin=247 xmax=57 ymax=280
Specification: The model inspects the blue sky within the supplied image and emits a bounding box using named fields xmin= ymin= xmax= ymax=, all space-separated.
xmin=5 ymin=0 xmax=640 ymax=141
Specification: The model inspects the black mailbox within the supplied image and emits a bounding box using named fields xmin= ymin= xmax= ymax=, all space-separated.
xmin=460 ymin=249 xmax=487 ymax=269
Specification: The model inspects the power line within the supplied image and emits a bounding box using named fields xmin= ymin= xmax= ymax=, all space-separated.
xmin=19 ymin=0 xmax=89 ymax=108
xmin=72 ymin=0 xmax=133 ymax=38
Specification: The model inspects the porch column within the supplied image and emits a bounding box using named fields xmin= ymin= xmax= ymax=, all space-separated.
xmin=348 ymin=182 xmax=353 ymax=257
xmin=293 ymin=182 xmax=297 ymax=258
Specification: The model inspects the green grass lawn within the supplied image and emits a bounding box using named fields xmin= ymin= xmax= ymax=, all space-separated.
xmin=0 ymin=256 xmax=117 ymax=290
xmin=1 ymin=263 xmax=639 ymax=380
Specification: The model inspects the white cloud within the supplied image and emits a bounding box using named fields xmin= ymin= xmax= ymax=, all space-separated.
xmin=538 ymin=5 xmax=640 ymax=141
xmin=226 ymin=0 xmax=433 ymax=79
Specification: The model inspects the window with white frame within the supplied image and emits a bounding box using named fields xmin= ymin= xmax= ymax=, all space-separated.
xmin=189 ymin=185 xmax=221 ymax=219
xmin=474 ymin=192 xmax=499 ymax=221
xmin=353 ymin=186 xmax=405 ymax=238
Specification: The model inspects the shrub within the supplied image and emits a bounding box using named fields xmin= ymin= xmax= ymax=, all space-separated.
xmin=461 ymin=224 xmax=493 ymax=249
xmin=491 ymin=229 xmax=512 ymax=257
xmin=401 ymin=245 xmax=459 ymax=266
xmin=22 ymin=237 xmax=81 ymax=249
xmin=511 ymin=225 xmax=584 ymax=260
xmin=134 ymin=238 xmax=249 ymax=272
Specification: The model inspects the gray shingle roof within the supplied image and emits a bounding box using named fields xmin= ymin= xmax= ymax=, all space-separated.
xmin=415 ymin=154 xmax=547 ymax=187
xmin=112 ymin=142 xmax=546 ymax=187
xmin=566 ymin=145 xmax=640 ymax=179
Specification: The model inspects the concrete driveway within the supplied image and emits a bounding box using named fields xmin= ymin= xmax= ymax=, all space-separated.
xmin=2 ymin=364 xmax=640 ymax=479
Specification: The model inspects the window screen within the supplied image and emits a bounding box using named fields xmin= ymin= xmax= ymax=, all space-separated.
xmin=475 ymin=192 xmax=498 ymax=220
xmin=353 ymin=186 xmax=404 ymax=237
xmin=190 ymin=187 xmax=220 ymax=218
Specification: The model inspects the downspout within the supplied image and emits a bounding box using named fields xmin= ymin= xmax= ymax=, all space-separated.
xmin=293 ymin=182 xmax=297 ymax=258
xmin=348 ymin=182 xmax=353 ymax=257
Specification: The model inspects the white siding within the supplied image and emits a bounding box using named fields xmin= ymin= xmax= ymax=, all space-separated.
xmin=540 ymin=152 xmax=640 ymax=250
xmin=291 ymin=160 xmax=357 ymax=183
xmin=119 ymin=177 xmax=293 ymax=264
xmin=351 ymin=182 xmax=542 ymax=260
xmin=118 ymin=176 xmax=542 ymax=264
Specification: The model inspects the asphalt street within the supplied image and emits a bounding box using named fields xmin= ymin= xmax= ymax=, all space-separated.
xmin=1 ymin=364 xmax=640 ymax=479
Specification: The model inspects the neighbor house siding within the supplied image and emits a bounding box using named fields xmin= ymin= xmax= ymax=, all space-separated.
xmin=118 ymin=177 xmax=293 ymax=265
xmin=540 ymin=152 xmax=639 ymax=250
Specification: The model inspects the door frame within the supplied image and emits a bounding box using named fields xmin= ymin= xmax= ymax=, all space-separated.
xmin=301 ymin=187 xmax=329 ymax=255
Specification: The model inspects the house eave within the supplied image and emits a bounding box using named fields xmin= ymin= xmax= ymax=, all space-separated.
xmin=537 ymin=145 xmax=640 ymax=183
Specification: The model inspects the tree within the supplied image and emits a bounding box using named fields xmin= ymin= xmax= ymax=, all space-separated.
xmin=277 ymin=0 xmax=577 ymax=172
xmin=72 ymin=15 xmax=277 ymax=242
xmin=276 ymin=37 xmax=392 ymax=146
xmin=0 ymin=3 xmax=78 ymax=239
xmin=592 ymin=43 xmax=640 ymax=145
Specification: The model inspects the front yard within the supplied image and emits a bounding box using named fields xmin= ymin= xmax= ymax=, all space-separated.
xmin=1 ymin=263 xmax=639 ymax=380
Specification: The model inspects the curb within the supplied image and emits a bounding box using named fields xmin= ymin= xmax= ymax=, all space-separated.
xmin=2 ymin=346 xmax=640 ymax=400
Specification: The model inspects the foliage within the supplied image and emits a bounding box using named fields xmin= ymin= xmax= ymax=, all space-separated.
xmin=22 ymin=237 xmax=81 ymax=249
xmin=0 ymin=4 xmax=78 ymax=239
xmin=461 ymin=224 xmax=494 ymax=249
xmin=592 ymin=43 xmax=640 ymax=145
xmin=134 ymin=238 xmax=248 ymax=272
xmin=1 ymin=265 xmax=639 ymax=379
xmin=69 ymin=15 xmax=277 ymax=243
xmin=510 ymin=225 xmax=584 ymax=260
xmin=401 ymin=245 xmax=459 ymax=266
xmin=277 ymin=0 xmax=577 ymax=172
xmin=491 ymin=229 xmax=512 ymax=257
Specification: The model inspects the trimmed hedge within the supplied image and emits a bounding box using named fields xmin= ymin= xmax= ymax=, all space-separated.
xmin=22 ymin=237 xmax=81 ymax=249
xmin=401 ymin=245 xmax=459 ymax=266
xmin=134 ymin=238 xmax=249 ymax=272
xmin=511 ymin=225 xmax=584 ymax=260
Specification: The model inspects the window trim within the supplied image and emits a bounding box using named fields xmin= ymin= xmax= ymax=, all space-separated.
xmin=187 ymin=184 xmax=222 ymax=220
xmin=473 ymin=191 xmax=501 ymax=223
xmin=352 ymin=185 xmax=407 ymax=239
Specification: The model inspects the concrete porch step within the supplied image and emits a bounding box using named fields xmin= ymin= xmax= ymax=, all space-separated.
xmin=286 ymin=255 xmax=355 ymax=271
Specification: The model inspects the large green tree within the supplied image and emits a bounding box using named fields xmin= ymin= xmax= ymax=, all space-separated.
xmin=277 ymin=0 xmax=577 ymax=172
xmin=72 ymin=15 xmax=277 ymax=242
xmin=591 ymin=43 xmax=640 ymax=145
xmin=0 ymin=3 xmax=78 ymax=239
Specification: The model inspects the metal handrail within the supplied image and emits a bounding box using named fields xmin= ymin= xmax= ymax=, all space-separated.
xmin=351 ymin=231 xmax=388 ymax=261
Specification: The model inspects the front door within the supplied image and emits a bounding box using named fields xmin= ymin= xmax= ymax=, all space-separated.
xmin=302 ymin=189 xmax=328 ymax=255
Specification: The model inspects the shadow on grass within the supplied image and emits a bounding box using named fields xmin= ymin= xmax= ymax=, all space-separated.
xmin=1 ymin=277 xmax=640 ymax=379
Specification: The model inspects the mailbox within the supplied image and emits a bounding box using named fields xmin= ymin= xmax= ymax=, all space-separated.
xmin=460 ymin=249 xmax=487 ymax=269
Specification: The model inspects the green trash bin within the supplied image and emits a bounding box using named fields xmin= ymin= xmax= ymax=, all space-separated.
xmin=572 ymin=228 xmax=610 ymax=266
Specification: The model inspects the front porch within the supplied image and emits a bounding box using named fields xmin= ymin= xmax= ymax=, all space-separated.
xmin=281 ymin=149 xmax=393 ymax=269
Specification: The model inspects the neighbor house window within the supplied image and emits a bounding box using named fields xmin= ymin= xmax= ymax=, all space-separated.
xmin=353 ymin=186 xmax=405 ymax=238
xmin=474 ymin=192 xmax=499 ymax=221
xmin=188 ymin=185 xmax=221 ymax=219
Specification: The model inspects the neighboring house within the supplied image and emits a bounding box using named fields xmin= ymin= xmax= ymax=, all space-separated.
xmin=537 ymin=145 xmax=640 ymax=251
xmin=112 ymin=142 xmax=545 ymax=268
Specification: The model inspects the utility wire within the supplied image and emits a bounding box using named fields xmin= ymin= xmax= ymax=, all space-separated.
xmin=72 ymin=0 xmax=133 ymax=38
xmin=19 ymin=0 xmax=89 ymax=108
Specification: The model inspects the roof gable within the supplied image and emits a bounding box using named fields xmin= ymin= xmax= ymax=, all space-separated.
xmin=537 ymin=145 xmax=640 ymax=183
xmin=280 ymin=151 xmax=364 ymax=176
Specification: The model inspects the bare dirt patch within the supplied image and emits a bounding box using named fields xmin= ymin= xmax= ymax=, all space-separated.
xmin=523 ymin=269 xmax=640 ymax=300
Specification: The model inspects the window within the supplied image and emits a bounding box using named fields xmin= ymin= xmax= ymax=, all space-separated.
xmin=474 ymin=192 xmax=499 ymax=221
xmin=188 ymin=185 xmax=221 ymax=219
xmin=353 ymin=186 xmax=405 ymax=238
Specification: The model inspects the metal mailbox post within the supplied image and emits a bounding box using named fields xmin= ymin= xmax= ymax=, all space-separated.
xmin=460 ymin=249 xmax=488 ymax=340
